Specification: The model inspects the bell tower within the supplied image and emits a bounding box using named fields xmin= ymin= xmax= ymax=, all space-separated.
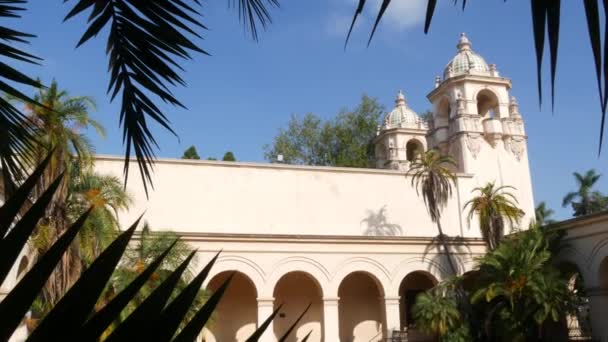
xmin=426 ymin=33 xmax=534 ymax=222
xmin=374 ymin=91 xmax=428 ymax=171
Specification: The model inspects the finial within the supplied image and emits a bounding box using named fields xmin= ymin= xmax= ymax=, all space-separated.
xmin=457 ymin=32 xmax=472 ymax=51
xmin=509 ymin=96 xmax=521 ymax=118
xmin=434 ymin=76 xmax=441 ymax=88
xmin=395 ymin=90 xmax=406 ymax=106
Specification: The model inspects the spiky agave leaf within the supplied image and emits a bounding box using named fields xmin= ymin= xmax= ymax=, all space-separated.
xmin=0 ymin=208 xmax=92 ymax=341
xmin=74 ymin=241 xmax=178 ymax=341
xmin=26 ymin=216 xmax=141 ymax=341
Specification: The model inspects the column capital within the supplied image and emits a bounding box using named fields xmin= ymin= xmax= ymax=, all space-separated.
xmin=323 ymin=297 xmax=340 ymax=305
xmin=384 ymin=296 xmax=401 ymax=305
xmin=257 ymin=297 xmax=275 ymax=306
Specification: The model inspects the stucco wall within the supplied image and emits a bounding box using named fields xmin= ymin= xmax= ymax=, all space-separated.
xmin=94 ymin=156 xmax=533 ymax=239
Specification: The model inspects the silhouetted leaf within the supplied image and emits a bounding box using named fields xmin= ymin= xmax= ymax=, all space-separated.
xmin=0 ymin=173 xmax=64 ymax=284
xmin=152 ymin=251 xmax=220 ymax=341
xmin=278 ymin=303 xmax=311 ymax=342
xmin=299 ymin=330 xmax=313 ymax=342
xmin=344 ymin=0 xmax=365 ymax=48
xmin=233 ymin=0 xmax=280 ymax=41
xmin=0 ymin=150 xmax=53 ymax=238
xmin=245 ymin=304 xmax=283 ymax=342
xmin=64 ymin=0 xmax=207 ymax=196
xmin=26 ymin=216 xmax=141 ymax=341
xmin=173 ymin=273 xmax=234 ymax=342
xmin=531 ymin=0 xmax=547 ymax=108
xmin=367 ymin=0 xmax=391 ymax=46
xmin=75 ymin=239 xmax=179 ymax=341
xmin=105 ymin=250 xmax=197 ymax=341
xmin=424 ymin=0 xmax=437 ymax=34
xmin=0 ymin=208 xmax=92 ymax=341
xmin=547 ymin=0 xmax=561 ymax=110
xmin=0 ymin=0 xmax=43 ymax=182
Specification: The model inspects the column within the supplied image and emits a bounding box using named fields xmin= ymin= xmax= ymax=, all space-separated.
xmin=587 ymin=288 xmax=608 ymax=341
xmin=323 ymin=297 xmax=340 ymax=342
xmin=257 ymin=297 xmax=276 ymax=342
xmin=384 ymin=296 xmax=401 ymax=336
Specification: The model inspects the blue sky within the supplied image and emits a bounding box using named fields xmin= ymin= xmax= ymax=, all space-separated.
xmin=12 ymin=1 xmax=608 ymax=220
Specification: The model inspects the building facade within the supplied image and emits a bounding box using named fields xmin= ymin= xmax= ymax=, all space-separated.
xmin=92 ymin=34 xmax=537 ymax=342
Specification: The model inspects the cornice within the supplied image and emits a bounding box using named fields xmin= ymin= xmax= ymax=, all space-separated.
xmin=95 ymin=154 xmax=474 ymax=178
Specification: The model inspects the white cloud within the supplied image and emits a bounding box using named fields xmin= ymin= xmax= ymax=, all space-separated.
xmin=377 ymin=0 xmax=427 ymax=32
xmin=327 ymin=0 xmax=427 ymax=37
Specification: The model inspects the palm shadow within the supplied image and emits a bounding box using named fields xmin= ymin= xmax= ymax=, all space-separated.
xmin=422 ymin=234 xmax=472 ymax=276
xmin=361 ymin=206 xmax=403 ymax=236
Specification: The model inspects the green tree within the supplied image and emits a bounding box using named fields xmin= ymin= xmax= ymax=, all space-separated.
xmin=182 ymin=146 xmax=200 ymax=160
xmin=264 ymin=95 xmax=384 ymax=168
xmin=105 ymin=223 xmax=206 ymax=330
xmin=222 ymin=151 xmax=236 ymax=161
xmin=30 ymin=167 xmax=132 ymax=319
xmin=412 ymin=278 xmax=471 ymax=342
xmin=470 ymin=227 xmax=578 ymax=341
xmin=419 ymin=110 xmax=434 ymax=124
xmin=67 ymin=167 xmax=132 ymax=267
xmin=562 ymin=169 xmax=608 ymax=217
xmin=535 ymin=201 xmax=556 ymax=226
xmin=409 ymin=150 xmax=458 ymax=275
xmin=464 ymin=183 xmax=523 ymax=251
xmin=17 ymin=80 xmax=103 ymax=308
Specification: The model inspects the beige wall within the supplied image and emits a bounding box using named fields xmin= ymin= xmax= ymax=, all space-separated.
xmin=553 ymin=212 xmax=608 ymax=342
xmin=204 ymin=272 xmax=257 ymax=342
xmin=338 ymin=272 xmax=385 ymax=342
xmin=189 ymin=233 xmax=485 ymax=342
xmin=94 ymin=156 xmax=534 ymax=240
xmin=273 ymin=272 xmax=323 ymax=342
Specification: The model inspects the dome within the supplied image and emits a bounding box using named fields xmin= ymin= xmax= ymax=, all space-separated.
xmin=383 ymin=91 xmax=422 ymax=129
xmin=443 ymin=33 xmax=490 ymax=79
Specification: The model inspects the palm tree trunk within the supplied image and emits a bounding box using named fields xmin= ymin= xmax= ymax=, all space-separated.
xmin=435 ymin=220 xmax=458 ymax=276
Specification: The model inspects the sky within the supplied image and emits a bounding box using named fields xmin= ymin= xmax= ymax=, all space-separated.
xmin=11 ymin=1 xmax=608 ymax=220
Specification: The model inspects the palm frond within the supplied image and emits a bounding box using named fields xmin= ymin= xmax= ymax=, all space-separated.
xmin=64 ymin=0 xmax=208 ymax=196
xmin=232 ymin=0 xmax=280 ymax=41
xmin=0 ymin=0 xmax=44 ymax=183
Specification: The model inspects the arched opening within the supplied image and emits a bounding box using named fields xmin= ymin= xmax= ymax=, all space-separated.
xmin=461 ymin=270 xmax=480 ymax=293
xmin=476 ymin=89 xmax=499 ymax=118
xmin=406 ymin=139 xmax=424 ymax=162
xmin=338 ymin=272 xmax=386 ymax=342
xmin=544 ymin=262 xmax=592 ymax=340
xmin=398 ymin=271 xmax=438 ymax=330
xmin=203 ymin=271 xmax=258 ymax=342
xmin=273 ymin=271 xmax=324 ymax=341
xmin=436 ymin=97 xmax=450 ymax=127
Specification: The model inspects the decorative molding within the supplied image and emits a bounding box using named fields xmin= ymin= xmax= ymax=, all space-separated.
xmin=465 ymin=134 xmax=482 ymax=159
xmin=507 ymin=137 xmax=526 ymax=161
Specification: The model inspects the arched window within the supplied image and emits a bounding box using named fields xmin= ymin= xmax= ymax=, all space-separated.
xmin=436 ymin=97 xmax=450 ymax=126
xmin=476 ymin=89 xmax=499 ymax=117
xmin=406 ymin=140 xmax=423 ymax=161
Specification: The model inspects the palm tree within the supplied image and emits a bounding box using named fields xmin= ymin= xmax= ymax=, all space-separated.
xmin=562 ymin=169 xmax=608 ymax=217
xmin=464 ymin=183 xmax=523 ymax=251
xmin=105 ymin=222 xmax=207 ymax=333
xmin=28 ymin=168 xmax=132 ymax=320
xmin=535 ymin=201 xmax=556 ymax=226
xmin=470 ymin=227 xmax=577 ymax=341
xmin=409 ymin=149 xmax=458 ymax=275
xmin=67 ymin=168 xmax=132 ymax=267
xmin=15 ymin=80 xmax=104 ymax=310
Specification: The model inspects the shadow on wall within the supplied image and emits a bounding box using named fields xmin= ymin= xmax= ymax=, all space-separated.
xmin=422 ymin=234 xmax=472 ymax=276
xmin=361 ymin=206 xmax=403 ymax=236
